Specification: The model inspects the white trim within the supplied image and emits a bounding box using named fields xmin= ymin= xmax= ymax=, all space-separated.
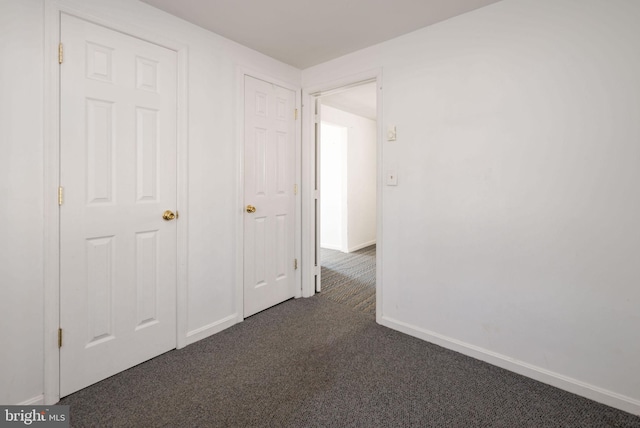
xmin=379 ymin=315 xmax=640 ymax=416
xmin=306 ymin=72 xmax=378 ymax=96
xmin=175 ymin=44 xmax=190 ymax=351
xmin=374 ymin=75 xmax=383 ymax=325
xmin=18 ymin=395 xmax=45 ymax=406
xmin=319 ymin=244 xmax=342 ymax=251
xmin=347 ymin=240 xmax=377 ymax=253
xmin=234 ymin=68 xmax=245 ymax=323
xmin=184 ymin=314 xmax=238 ymax=345
xmin=295 ymin=88 xmax=303 ymax=300
xmin=235 ymin=66 xmax=303 ymax=320
xmin=43 ymin=1 xmax=189 ymax=404
xmin=301 ymin=94 xmax=315 ymax=297
xmin=301 ymin=69 xmax=384 ymax=316
xmin=315 ymin=99 xmax=323 ymax=292
xmin=43 ymin=0 xmax=62 ymax=406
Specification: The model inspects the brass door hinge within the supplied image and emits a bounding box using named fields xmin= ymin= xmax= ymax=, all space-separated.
xmin=294 ymin=184 xmax=298 ymax=195
xmin=58 ymin=328 xmax=63 ymax=348
xmin=294 ymin=108 xmax=298 ymax=120
xmin=58 ymin=43 xmax=63 ymax=64
xmin=294 ymin=259 xmax=298 ymax=270
xmin=58 ymin=186 xmax=64 ymax=206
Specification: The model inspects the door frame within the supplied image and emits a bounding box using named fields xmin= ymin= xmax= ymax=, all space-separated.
xmin=301 ymin=69 xmax=384 ymax=322
xmin=43 ymin=2 xmax=189 ymax=405
xmin=235 ymin=68 xmax=303 ymax=320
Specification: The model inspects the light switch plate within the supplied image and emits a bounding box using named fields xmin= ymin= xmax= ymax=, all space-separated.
xmin=387 ymin=125 xmax=396 ymax=141
xmin=386 ymin=171 xmax=398 ymax=186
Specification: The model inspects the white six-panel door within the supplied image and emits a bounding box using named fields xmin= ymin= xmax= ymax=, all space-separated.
xmin=59 ymin=14 xmax=178 ymax=396
xmin=244 ymin=76 xmax=297 ymax=317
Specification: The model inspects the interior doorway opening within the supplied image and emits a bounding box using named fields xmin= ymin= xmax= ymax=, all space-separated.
xmin=314 ymin=81 xmax=378 ymax=315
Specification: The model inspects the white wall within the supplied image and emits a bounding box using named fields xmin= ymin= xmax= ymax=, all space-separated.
xmin=0 ymin=0 xmax=45 ymax=406
xmin=0 ymin=0 xmax=300 ymax=405
xmin=320 ymin=122 xmax=347 ymax=251
xmin=345 ymin=111 xmax=376 ymax=252
xmin=304 ymin=0 xmax=640 ymax=414
xmin=322 ymin=105 xmax=377 ymax=252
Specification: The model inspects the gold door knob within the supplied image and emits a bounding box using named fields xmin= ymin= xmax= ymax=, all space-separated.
xmin=162 ymin=210 xmax=176 ymax=221
xmin=246 ymin=205 xmax=256 ymax=213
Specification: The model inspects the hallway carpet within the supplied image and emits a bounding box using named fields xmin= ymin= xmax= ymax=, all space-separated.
xmin=59 ymin=297 xmax=640 ymax=427
xmin=319 ymin=245 xmax=376 ymax=315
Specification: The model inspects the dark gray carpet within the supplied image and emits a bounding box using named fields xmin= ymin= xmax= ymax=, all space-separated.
xmin=320 ymin=245 xmax=376 ymax=315
xmin=59 ymin=297 xmax=640 ymax=427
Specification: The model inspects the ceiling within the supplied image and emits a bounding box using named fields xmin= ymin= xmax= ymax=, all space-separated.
xmin=140 ymin=0 xmax=502 ymax=69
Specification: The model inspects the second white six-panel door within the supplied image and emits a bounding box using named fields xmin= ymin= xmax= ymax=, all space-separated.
xmin=244 ymin=76 xmax=297 ymax=317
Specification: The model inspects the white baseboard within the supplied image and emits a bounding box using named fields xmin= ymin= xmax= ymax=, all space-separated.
xmin=184 ymin=314 xmax=238 ymax=346
xmin=347 ymin=240 xmax=376 ymax=253
xmin=379 ymin=315 xmax=640 ymax=416
xmin=18 ymin=395 xmax=45 ymax=405
xmin=320 ymin=243 xmax=343 ymax=251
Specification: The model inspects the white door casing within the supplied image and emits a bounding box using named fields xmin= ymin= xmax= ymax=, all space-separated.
xmin=243 ymin=76 xmax=297 ymax=317
xmin=314 ymin=98 xmax=322 ymax=292
xmin=59 ymin=13 xmax=178 ymax=396
xmin=301 ymin=71 xmax=382 ymax=310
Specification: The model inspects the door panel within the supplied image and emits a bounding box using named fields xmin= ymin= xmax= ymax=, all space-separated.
xmin=59 ymin=14 xmax=177 ymax=396
xmin=244 ymin=76 xmax=296 ymax=317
